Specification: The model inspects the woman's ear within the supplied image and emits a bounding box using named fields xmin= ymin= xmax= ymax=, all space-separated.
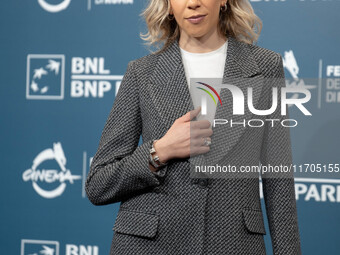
xmin=168 ymin=0 xmax=172 ymax=15
xmin=221 ymin=1 xmax=226 ymax=8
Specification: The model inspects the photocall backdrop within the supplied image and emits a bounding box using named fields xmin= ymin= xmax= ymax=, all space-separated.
xmin=1 ymin=1 xmax=339 ymax=255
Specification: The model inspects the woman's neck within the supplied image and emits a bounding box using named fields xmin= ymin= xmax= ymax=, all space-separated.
xmin=178 ymin=31 xmax=227 ymax=54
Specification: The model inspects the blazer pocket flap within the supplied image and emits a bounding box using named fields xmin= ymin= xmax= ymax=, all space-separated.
xmin=113 ymin=210 xmax=159 ymax=238
xmin=242 ymin=208 xmax=266 ymax=235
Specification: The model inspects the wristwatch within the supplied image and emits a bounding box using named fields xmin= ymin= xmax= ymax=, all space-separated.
xmin=149 ymin=140 xmax=167 ymax=169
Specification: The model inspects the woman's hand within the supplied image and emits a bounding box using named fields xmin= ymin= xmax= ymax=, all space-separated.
xmin=154 ymin=106 xmax=213 ymax=163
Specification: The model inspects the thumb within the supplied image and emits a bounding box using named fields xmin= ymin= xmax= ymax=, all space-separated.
xmin=182 ymin=106 xmax=201 ymax=122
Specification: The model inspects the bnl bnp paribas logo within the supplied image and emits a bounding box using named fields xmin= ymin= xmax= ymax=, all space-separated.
xmin=21 ymin=239 xmax=99 ymax=255
xmin=26 ymin=55 xmax=123 ymax=100
xmin=36 ymin=0 xmax=133 ymax=13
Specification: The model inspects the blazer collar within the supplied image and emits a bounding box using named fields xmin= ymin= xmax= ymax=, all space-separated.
xmin=148 ymin=36 xmax=264 ymax=169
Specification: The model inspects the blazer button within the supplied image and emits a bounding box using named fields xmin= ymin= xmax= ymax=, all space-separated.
xmin=198 ymin=179 xmax=208 ymax=187
xmin=191 ymin=178 xmax=199 ymax=184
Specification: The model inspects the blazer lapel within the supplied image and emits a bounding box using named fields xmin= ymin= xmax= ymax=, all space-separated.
xmin=148 ymin=36 xmax=264 ymax=169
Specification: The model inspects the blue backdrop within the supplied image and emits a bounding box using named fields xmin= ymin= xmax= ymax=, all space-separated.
xmin=1 ymin=1 xmax=339 ymax=254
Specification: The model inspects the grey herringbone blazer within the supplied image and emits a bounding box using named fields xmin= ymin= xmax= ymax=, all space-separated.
xmin=85 ymin=36 xmax=302 ymax=255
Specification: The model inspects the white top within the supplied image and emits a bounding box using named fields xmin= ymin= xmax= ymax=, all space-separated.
xmin=180 ymin=40 xmax=228 ymax=127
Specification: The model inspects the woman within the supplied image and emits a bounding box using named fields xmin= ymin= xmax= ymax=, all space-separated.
xmin=85 ymin=0 xmax=302 ymax=254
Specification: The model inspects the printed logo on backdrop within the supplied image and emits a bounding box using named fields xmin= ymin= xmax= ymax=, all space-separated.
xmin=26 ymin=54 xmax=122 ymax=100
xmin=21 ymin=239 xmax=99 ymax=255
xmin=36 ymin=0 xmax=134 ymax=12
xmin=21 ymin=239 xmax=59 ymax=255
xmin=22 ymin=142 xmax=81 ymax=198
xmin=37 ymin=0 xmax=71 ymax=13
xmin=282 ymin=50 xmax=340 ymax=203
xmin=259 ymin=178 xmax=340 ymax=203
xmin=324 ymin=62 xmax=340 ymax=104
xmin=26 ymin=55 xmax=65 ymax=100
xmin=282 ymin=49 xmax=340 ymax=107
xmin=71 ymin=57 xmax=122 ymax=98
xmin=87 ymin=0 xmax=133 ymax=11
xmin=282 ymin=50 xmax=317 ymax=105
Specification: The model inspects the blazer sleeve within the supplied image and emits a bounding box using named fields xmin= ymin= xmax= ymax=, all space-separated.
xmin=85 ymin=60 xmax=165 ymax=205
xmin=260 ymin=53 xmax=302 ymax=255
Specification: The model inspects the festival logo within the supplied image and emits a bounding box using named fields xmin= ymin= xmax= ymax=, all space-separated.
xmin=37 ymin=0 xmax=71 ymax=13
xmin=282 ymin=50 xmax=317 ymax=105
xmin=22 ymin=142 xmax=81 ymax=198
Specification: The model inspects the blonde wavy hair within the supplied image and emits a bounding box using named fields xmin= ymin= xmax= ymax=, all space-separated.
xmin=139 ymin=0 xmax=262 ymax=54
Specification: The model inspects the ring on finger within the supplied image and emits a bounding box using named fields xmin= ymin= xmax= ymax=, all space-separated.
xmin=203 ymin=137 xmax=211 ymax=146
